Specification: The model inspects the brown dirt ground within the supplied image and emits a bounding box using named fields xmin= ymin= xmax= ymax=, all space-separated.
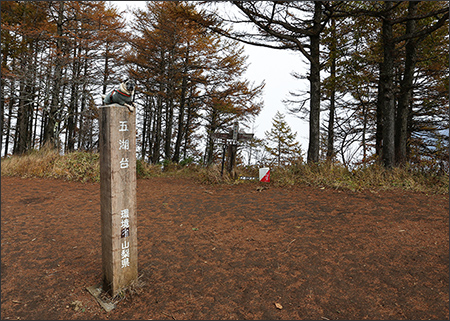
xmin=1 ymin=176 xmax=448 ymax=320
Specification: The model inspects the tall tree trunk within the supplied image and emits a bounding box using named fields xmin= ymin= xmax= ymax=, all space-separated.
xmin=145 ymin=95 xmax=156 ymax=162
xmin=39 ymin=57 xmax=52 ymax=149
xmin=27 ymin=97 xmax=35 ymax=150
xmin=32 ymin=101 xmax=39 ymax=149
xmin=67 ymin=46 xmax=80 ymax=152
xmin=44 ymin=1 xmax=65 ymax=148
xmin=307 ymin=2 xmax=322 ymax=164
xmin=148 ymin=97 xmax=157 ymax=163
xmin=153 ymin=50 xmax=166 ymax=164
xmin=0 ymin=57 xmax=6 ymax=156
xmin=142 ymin=95 xmax=154 ymax=162
xmin=103 ymin=42 xmax=110 ymax=96
xmin=375 ymin=63 xmax=384 ymax=161
xmin=4 ymin=81 xmax=15 ymax=157
xmin=163 ymin=47 xmax=176 ymax=162
xmin=152 ymin=93 xmax=163 ymax=164
xmin=205 ymin=109 xmax=218 ymax=165
xmin=173 ymin=45 xmax=191 ymax=163
xmin=164 ymin=96 xmax=174 ymax=161
xmin=56 ymin=67 xmax=69 ymax=151
xmin=395 ymin=1 xmax=419 ymax=166
xmin=14 ymin=77 xmax=31 ymax=155
xmin=0 ymin=88 xmax=3 ymax=156
xmin=326 ymin=18 xmax=336 ymax=162
xmin=205 ymin=134 xmax=215 ymax=166
xmin=172 ymin=74 xmax=188 ymax=163
xmin=362 ymin=102 xmax=368 ymax=164
xmin=141 ymin=100 xmax=148 ymax=161
xmin=28 ymin=45 xmax=39 ymax=150
xmin=15 ymin=39 xmax=36 ymax=154
xmin=77 ymin=52 xmax=89 ymax=150
xmin=380 ymin=1 xmax=395 ymax=168
xmin=0 ymin=32 xmax=10 ymax=155
xmin=183 ymin=89 xmax=194 ymax=160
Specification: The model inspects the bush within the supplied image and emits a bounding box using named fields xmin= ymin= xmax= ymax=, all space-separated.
xmin=179 ymin=157 xmax=195 ymax=167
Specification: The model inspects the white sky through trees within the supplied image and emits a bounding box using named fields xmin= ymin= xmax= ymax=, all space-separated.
xmin=111 ymin=1 xmax=310 ymax=152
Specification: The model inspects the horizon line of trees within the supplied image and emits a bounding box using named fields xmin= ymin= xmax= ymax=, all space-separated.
xmin=1 ymin=1 xmax=448 ymax=173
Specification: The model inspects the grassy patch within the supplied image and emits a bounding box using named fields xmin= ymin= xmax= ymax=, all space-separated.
xmin=53 ymin=151 xmax=100 ymax=182
xmin=269 ymin=162 xmax=448 ymax=194
xmin=2 ymin=150 xmax=448 ymax=194
xmin=1 ymin=147 xmax=60 ymax=179
xmin=1 ymin=147 xmax=100 ymax=183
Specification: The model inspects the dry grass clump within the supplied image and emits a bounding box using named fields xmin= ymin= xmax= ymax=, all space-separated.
xmin=53 ymin=151 xmax=100 ymax=182
xmin=196 ymin=164 xmax=231 ymax=184
xmin=110 ymin=274 xmax=147 ymax=304
xmin=1 ymin=146 xmax=60 ymax=179
xmin=136 ymin=159 xmax=163 ymax=178
xmin=137 ymin=159 xmax=204 ymax=179
xmin=1 ymin=146 xmax=100 ymax=182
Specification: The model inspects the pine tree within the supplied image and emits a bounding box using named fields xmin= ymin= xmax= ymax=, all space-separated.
xmin=264 ymin=111 xmax=303 ymax=167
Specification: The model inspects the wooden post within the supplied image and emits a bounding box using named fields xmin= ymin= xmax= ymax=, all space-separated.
xmin=220 ymin=141 xmax=226 ymax=177
xmin=226 ymin=122 xmax=239 ymax=179
xmin=99 ymin=104 xmax=138 ymax=297
xmin=226 ymin=143 xmax=238 ymax=179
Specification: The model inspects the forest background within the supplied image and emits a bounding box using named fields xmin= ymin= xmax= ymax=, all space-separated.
xmin=1 ymin=1 xmax=448 ymax=180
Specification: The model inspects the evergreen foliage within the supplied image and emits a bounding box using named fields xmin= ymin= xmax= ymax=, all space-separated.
xmin=264 ymin=111 xmax=303 ymax=166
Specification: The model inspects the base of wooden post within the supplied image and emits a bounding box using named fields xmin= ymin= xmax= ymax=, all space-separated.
xmin=86 ymin=284 xmax=116 ymax=312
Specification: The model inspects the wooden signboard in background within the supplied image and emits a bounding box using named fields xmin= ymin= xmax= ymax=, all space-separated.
xmin=212 ymin=122 xmax=254 ymax=177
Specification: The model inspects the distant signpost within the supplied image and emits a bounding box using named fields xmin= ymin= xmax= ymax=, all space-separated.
xmin=212 ymin=121 xmax=254 ymax=177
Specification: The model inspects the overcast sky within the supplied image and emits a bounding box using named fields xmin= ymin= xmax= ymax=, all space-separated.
xmin=112 ymin=1 xmax=310 ymax=152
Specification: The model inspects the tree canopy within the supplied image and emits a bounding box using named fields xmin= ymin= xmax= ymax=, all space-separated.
xmin=1 ymin=1 xmax=448 ymax=173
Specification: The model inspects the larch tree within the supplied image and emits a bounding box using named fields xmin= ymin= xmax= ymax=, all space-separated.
xmin=393 ymin=1 xmax=449 ymax=166
xmin=1 ymin=1 xmax=50 ymax=155
xmin=195 ymin=1 xmax=448 ymax=169
xmin=127 ymin=1 xmax=263 ymax=165
xmin=201 ymin=37 xmax=264 ymax=165
xmin=1 ymin=1 xmax=128 ymax=155
xmin=127 ymin=1 xmax=207 ymax=163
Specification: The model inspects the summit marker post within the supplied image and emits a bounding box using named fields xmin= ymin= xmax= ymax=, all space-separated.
xmin=99 ymin=103 xmax=138 ymax=296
